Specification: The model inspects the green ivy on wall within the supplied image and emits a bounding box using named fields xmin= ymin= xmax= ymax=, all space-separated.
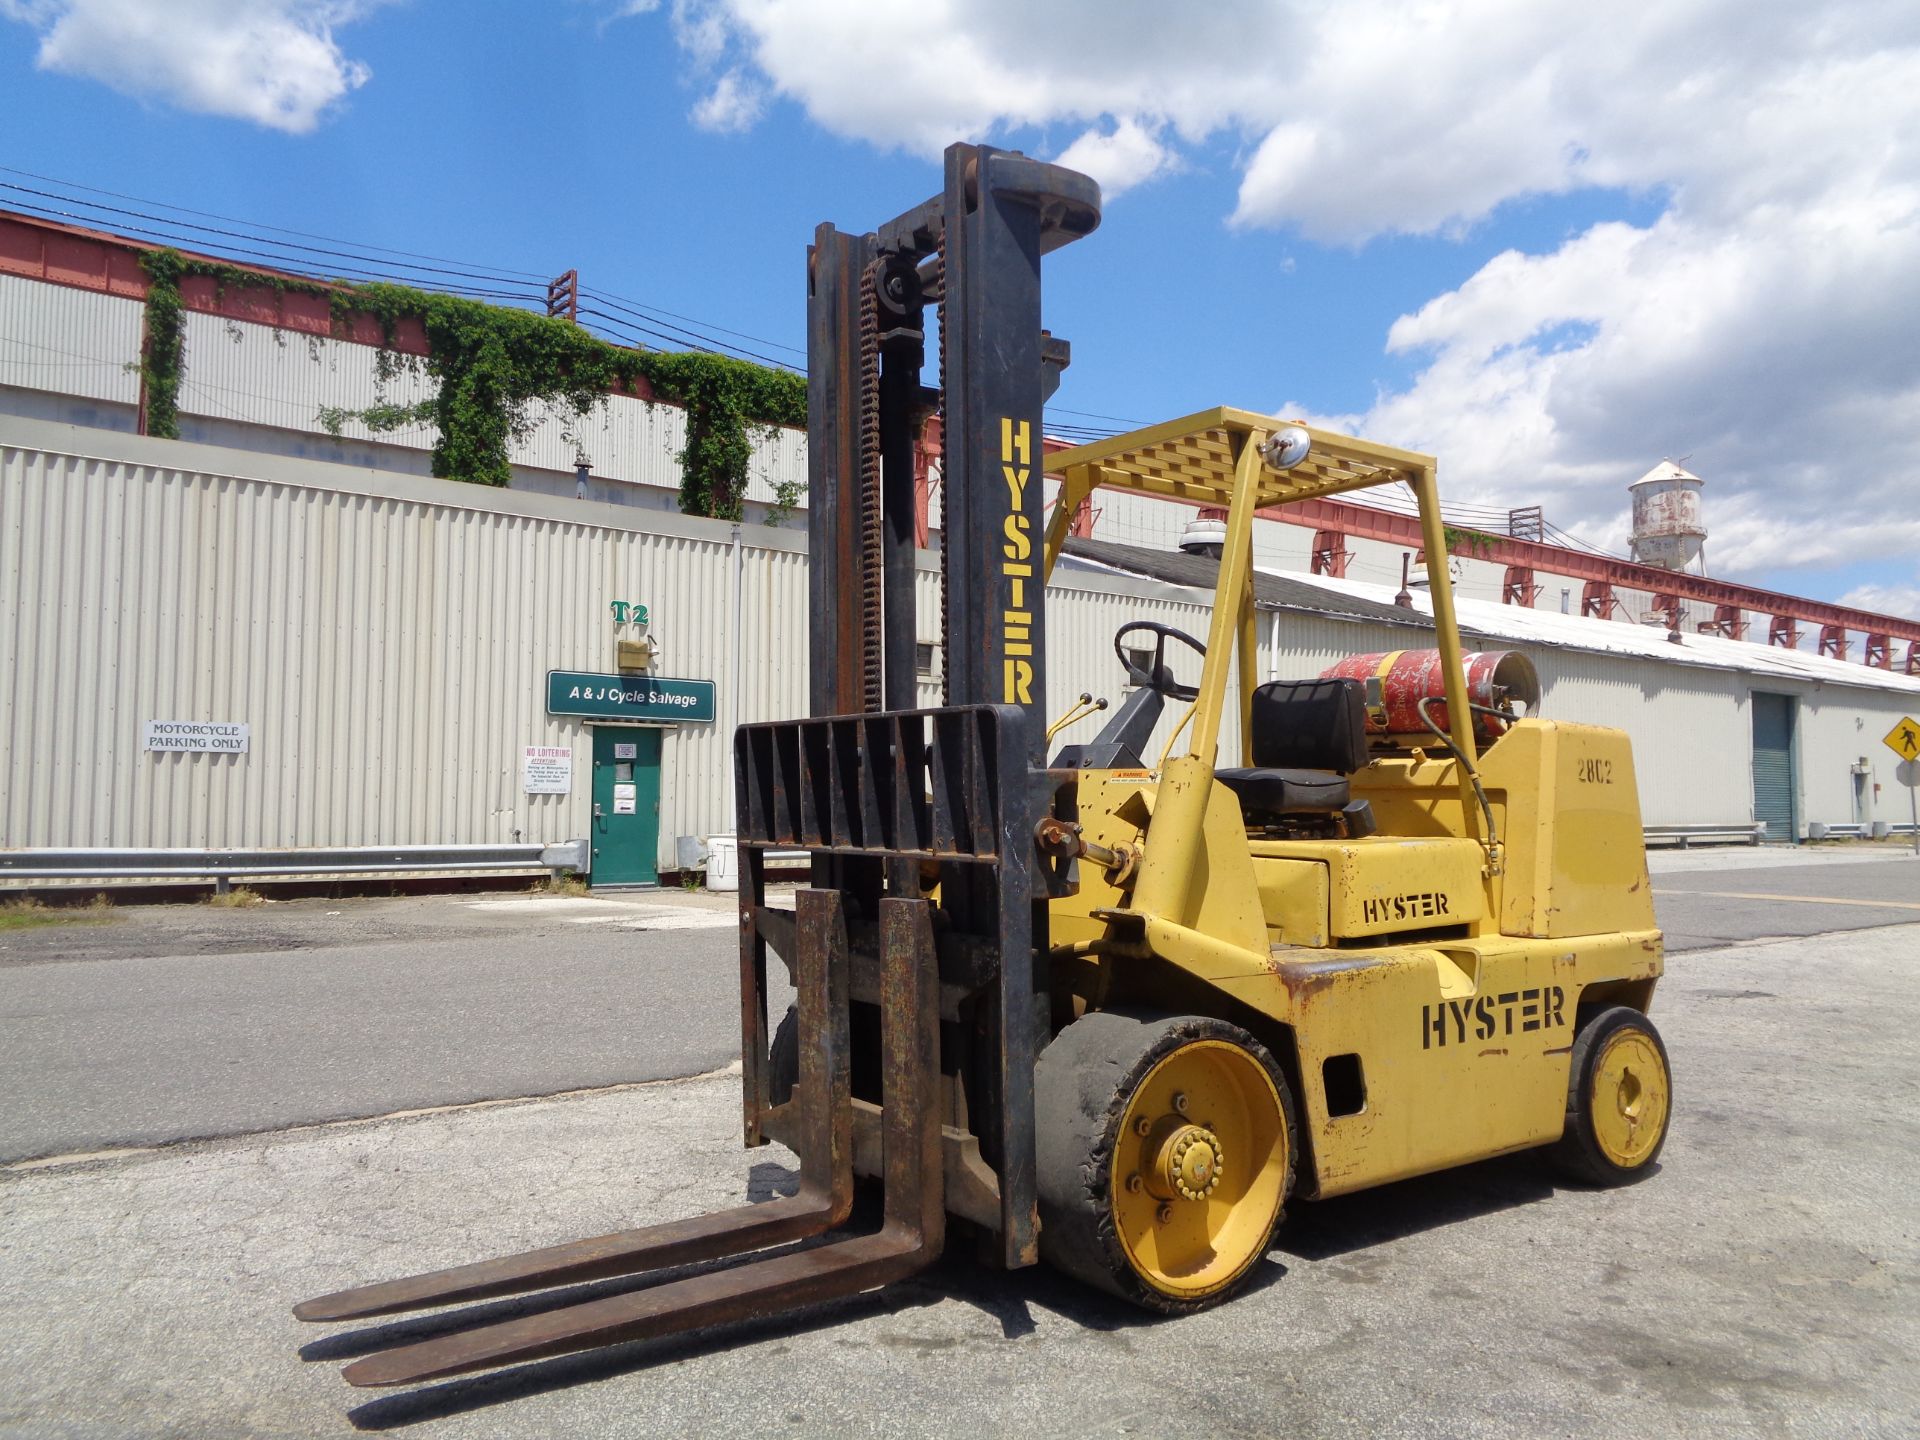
xmin=136 ymin=249 xmax=807 ymax=521
xmin=1441 ymin=524 xmax=1498 ymax=559
xmin=136 ymin=249 xmax=188 ymax=439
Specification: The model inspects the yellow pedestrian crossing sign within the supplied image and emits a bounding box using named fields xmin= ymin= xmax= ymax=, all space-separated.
xmin=1885 ymin=716 xmax=1920 ymax=761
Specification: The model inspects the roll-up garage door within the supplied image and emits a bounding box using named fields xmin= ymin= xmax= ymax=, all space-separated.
xmin=1751 ymin=692 xmax=1797 ymax=842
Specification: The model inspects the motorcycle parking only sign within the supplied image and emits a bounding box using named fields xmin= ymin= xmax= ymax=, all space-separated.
xmin=144 ymin=721 xmax=249 ymax=754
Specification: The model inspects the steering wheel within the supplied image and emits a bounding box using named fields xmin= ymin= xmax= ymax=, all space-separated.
xmin=1113 ymin=621 xmax=1207 ymax=702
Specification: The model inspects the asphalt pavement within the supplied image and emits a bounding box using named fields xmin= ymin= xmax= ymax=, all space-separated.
xmin=0 ymin=852 xmax=1913 ymax=1164
xmin=0 ymin=892 xmax=788 ymax=1164
xmin=1649 ymin=849 xmax=1919 ymax=952
xmin=3 ymin=920 xmax=1915 ymax=1438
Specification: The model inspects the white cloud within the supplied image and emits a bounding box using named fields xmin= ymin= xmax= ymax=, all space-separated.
xmin=3 ymin=0 xmax=378 ymax=133
xmin=1839 ymin=582 xmax=1920 ymax=623
xmin=638 ymin=1 xmax=1920 ymax=588
xmin=1054 ymin=118 xmax=1175 ymax=200
xmin=690 ymin=68 xmax=764 ymax=133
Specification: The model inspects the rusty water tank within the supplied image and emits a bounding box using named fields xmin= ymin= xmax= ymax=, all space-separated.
xmin=1628 ymin=460 xmax=1706 ymax=571
xmin=1320 ymin=649 xmax=1541 ymax=740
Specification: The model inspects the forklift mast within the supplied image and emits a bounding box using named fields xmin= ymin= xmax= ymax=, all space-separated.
xmin=739 ymin=142 xmax=1100 ymax=1266
xmin=806 ymin=143 xmax=1098 ymax=732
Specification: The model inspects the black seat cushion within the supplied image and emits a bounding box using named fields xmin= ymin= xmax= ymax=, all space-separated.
xmin=1249 ymin=678 xmax=1368 ymax=774
xmin=1215 ymin=767 xmax=1351 ymax=814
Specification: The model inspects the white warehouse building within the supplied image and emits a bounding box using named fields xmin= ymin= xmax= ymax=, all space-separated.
xmin=3 ymin=207 xmax=1919 ymax=882
xmin=3 ymin=418 xmax=1917 ymax=887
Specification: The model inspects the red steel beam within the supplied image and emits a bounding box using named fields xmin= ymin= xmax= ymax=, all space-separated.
xmin=10 ymin=206 xmax=1920 ymax=652
xmin=1268 ymin=494 xmax=1920 ymax=645
xmin=1502 ymin=565 xmax=1540 ymax=607
xmin=1311 ymin=528 xmax=1352 ymax=578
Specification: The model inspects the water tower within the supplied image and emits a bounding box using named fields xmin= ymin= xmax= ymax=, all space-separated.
xmin=1628 ymin=460 xmax=1707 ymax=573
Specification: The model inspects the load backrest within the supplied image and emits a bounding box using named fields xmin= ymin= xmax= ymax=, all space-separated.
xmin=1249 ymin=679 xmax=1369 ymax=774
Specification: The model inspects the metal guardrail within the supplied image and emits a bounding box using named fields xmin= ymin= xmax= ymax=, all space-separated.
xmin=0 ymin=841 xmax=590 ymax=889
xmin=1643 ymin=824 xmax=1767 ymax=849
xmin=1807 ymin=822 xmax=1919 ymax=840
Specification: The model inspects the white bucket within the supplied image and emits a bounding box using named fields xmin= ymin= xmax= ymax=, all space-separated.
xmin=706 ymin=834 xmax=739 ymax=892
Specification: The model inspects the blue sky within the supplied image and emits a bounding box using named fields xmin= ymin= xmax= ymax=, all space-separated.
xmin=3 ymin=1 xmax=1916 ymax=615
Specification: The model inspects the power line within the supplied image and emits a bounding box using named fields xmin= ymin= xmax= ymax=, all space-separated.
xmin=0 ymin=179 xmax=544 ymax=291
xmin=576 ymin=300 xmax=800 ymax=372
xmin=0 ymin=192 xmax=547 ymax=304
xmin=0 ymin=164 xmax=549 ymax=279
xmin=2 ymin=167 xmax=820 ymax=372
xmin=580 ymin=286 xmax=804 ymax=360
xmin=1046 ymin=404 xmax=1148 ymax=426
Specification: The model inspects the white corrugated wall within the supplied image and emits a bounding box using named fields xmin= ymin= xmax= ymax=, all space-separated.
xmin=0 ymin=273 xmax=143 ymax=411
xmin=7 ymin=419 xmax=1917 ymax=867
xmin=0 ymin=422 xmax=1253 ymax=870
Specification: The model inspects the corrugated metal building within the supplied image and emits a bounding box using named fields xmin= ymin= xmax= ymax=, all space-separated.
xmin=0 ymin=419 xmax=1237 ymax=880
xmin=9 ymin=221 xmax=1917 ymax=678
xmin=5 ymin=417 xmax=1916 ymax=884
xmin=1066 ymin=540 xmax=1920 ymax=839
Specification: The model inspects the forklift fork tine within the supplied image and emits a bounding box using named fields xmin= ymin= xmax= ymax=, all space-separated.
xmin=294 ymin=889 xmax=854 ymax=1325
xmin=335 ymin=896 xmax=943 ymax=1388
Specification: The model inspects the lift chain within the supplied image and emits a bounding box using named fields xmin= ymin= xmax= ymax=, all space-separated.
xmin=935 ymin=238 xmax=949 ymax=706
xmin=859 ymin=255 xmax=884 ymax=713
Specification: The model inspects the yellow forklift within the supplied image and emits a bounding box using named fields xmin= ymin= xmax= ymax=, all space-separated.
xmin=296 ymin=145 xmax=1670 ymax=1385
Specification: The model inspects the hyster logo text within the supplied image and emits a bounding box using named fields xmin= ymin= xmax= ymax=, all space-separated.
xmin=1000 ymin=416 xmax=1034 ymax=705
xmin=1362 ymin=892 xmax=1451 ymax=925
xmin=1421 ymin=986 xmax=1566 ymax=1049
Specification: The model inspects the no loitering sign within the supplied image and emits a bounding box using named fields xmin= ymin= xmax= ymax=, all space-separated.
xmin=144 ymin=720 xmax=250 ymax=754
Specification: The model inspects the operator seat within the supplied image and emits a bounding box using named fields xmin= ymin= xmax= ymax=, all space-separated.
xmin=1215 ymin=678 xmax=1374 ymax=832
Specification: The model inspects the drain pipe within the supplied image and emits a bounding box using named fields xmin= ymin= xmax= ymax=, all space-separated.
xmin=1267 ymin=607 xmax=1280 ymax=682
xmin=728 ymin=523 xmax=743 ymax=822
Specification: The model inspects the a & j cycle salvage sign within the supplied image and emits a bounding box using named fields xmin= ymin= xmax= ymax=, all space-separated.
xmin=545 ymin=671 xmax=716 ymax=724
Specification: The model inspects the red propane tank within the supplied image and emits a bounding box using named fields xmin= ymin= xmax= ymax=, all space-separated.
xmin=1319 ymin=649 xmax=1541 ymax=740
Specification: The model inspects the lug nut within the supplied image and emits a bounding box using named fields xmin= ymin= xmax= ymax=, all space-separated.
xmin=1172 ymin=1092 xmax=1189 ymax=1115
xmin=1126 ymin=1172 xmax=1143 ymax=1193
xmin=1156 ymin=1204 xmax=1174 ymax=1225
xmin=1135 ymin=1116 xmax=1152 ymax=1137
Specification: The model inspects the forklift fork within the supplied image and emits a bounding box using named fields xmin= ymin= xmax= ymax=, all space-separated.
xmin=293 ymin=889 xmax=944 ymax=1387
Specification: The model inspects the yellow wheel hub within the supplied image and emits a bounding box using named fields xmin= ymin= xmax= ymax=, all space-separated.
xmin=1589 ymin=1028 xmax=1670 ymax=1169
xmin=1112 ymin=1039 xmax=1287 ymax=1301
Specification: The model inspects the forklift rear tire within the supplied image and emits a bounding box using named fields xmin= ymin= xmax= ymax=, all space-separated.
xmin=1550 ymin=1005 xmax=1672 ymax=1185
xmin=1035 ymin=1011 xmax=1296 ymax=1313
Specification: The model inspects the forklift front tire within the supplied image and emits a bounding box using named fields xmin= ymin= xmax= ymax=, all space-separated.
xmin=1035 ymin=1011 xmax=1296 ymax=1313
xmin=1550 ymin=1005 xmax=1672 ymax=1185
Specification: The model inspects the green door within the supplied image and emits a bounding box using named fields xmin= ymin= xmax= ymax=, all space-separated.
xmin=590 ymin=727 xmax=661 ymax=885
xmin=1751 ymin=692 xmax=1797 ymax=843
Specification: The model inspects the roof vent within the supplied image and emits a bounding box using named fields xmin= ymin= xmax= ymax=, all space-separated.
xmin=1179 ymin=507 xmax=1227 ymax=560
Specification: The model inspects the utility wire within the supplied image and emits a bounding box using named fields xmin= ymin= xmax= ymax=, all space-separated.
xmin=1046 ymin=404 xmax=1148 ymax=426
xmin=0 ymin=193 xmax=545 ymax=303
xmin=0 ymin=163 xmax=549 ymax=278
xmin=0 ymin=170 xmax=810 ymax=366
xmin=0 ymin=179 xmax=543 ymax=291
xmin=579 ymin=286 xmax=805 ymax=360
xmin=577 ymin=298 xmax=800 ymax=371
